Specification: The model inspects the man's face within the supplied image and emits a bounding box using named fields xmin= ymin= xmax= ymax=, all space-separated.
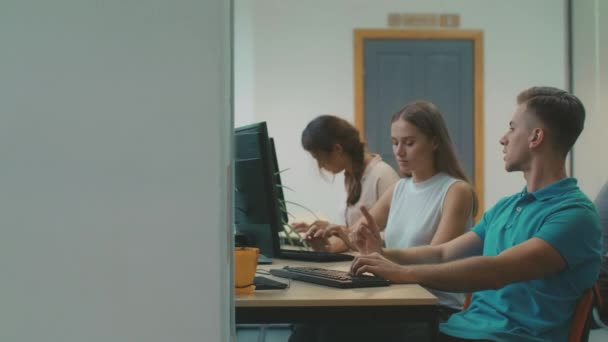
xmin=499 ymin=104 xmax=535 ymax=172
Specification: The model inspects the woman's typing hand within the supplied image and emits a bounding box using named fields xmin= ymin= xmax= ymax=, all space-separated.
xmin=303 ymin=221 xmax=353 ymax=252
xmin=291 ymin=221 xmax=327 ymax=233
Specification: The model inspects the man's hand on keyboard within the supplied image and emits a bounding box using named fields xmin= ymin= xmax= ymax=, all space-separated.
xmin=350 ymin=252 xmax=407 ymax=283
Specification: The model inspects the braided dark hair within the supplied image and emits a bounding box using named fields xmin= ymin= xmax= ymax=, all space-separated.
xmin=302 ymin=115 xmax=365 ymax=206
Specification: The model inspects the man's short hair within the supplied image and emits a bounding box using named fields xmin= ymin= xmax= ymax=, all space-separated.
xmin=517 ymin=86 xmax=586 ymax=157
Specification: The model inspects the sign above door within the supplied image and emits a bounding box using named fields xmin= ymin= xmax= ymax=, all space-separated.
xmin=387 ymin=13 xmax=460 ymax=28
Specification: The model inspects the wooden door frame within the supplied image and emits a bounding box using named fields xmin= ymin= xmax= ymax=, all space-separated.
xmin=354 ymin=29 xmax=484 ymax=220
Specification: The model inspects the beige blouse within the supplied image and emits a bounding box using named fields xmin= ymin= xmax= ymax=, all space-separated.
xmin=338 ymin=154 xmax=399 ymax=227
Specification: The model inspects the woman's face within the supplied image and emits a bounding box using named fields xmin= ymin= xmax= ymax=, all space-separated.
xmin=311 ymin=145 xmax=347 ymax=174
xmin=390 ymin=119 xmax=437 ymax=175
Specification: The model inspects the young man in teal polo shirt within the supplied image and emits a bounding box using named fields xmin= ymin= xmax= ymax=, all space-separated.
xmin=350 ymin=86 xmax=602 ymax=341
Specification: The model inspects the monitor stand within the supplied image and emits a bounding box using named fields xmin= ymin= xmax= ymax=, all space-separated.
xmin=257 ymin=254 xmax=272 ymax=265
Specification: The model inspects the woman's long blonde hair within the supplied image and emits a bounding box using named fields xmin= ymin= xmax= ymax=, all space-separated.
xmin=392 ymin=101 xmax=478 ymax=216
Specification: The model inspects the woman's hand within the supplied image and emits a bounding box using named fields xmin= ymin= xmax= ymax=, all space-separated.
xmin=304 ymin=221 xmax=353 ymax=252
xmin=349 ymin=206 xmax=383 ymax=255
xmin=291 ymin=220 xmax=329 ymax=233
xmin=320 ymin=224 xmax=357 ymax=251
xmin=291 ymin=222 xmax=310 ymax=233
xmin=301 ymin=221 xmax=331 ymax=251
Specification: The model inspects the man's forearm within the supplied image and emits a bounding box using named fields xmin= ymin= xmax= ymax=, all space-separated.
xmin=403 ymin=255 xmax=506 ymax=293
xmin=382 ymin=245 xmax=443 ymax=265
xmin=382 ymin=231 xmax=482 ymax=266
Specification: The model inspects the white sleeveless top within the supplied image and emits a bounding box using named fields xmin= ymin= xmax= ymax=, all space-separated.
xmin=384 ymin=173 xmax=472 ymax=309
xmin=338 ymin=154 xmax=399 ymax=226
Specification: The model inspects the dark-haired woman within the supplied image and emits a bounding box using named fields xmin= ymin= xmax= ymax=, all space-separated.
xmin=293 ymin=114 xmax=399 ymax=252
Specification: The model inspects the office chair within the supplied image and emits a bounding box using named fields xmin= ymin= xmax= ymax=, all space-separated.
xmin=462 ymin=292 xmax=471 ymax=311
xmin=568 ymin=287 xmax=595 ymax=342
xmin=461 ymin=286 xmax=597 ymax=342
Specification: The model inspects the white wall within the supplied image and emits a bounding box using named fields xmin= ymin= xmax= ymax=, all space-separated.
xmin=235 ymin=0 xmax=566 ymax=223
xmin=0 ymin=1 xmax=232 ymax=341
xmin=234 ymin=0 xmax=256 ymax=127
xmin=573 ymin=0 xmax=608 ymax=201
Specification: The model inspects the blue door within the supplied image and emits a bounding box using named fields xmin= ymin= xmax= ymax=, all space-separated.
xmin=364 ymin=39 xmax=474 ymax=180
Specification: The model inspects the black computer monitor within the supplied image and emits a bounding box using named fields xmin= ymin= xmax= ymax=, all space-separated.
xmin=269 ymin=137 xmax=288 ymax=224
xmin=234 ymin=122 xmax=284 ymax=257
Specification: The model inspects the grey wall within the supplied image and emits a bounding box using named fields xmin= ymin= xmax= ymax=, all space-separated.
xmin=0 ymin=1 xmax=232 ymax=341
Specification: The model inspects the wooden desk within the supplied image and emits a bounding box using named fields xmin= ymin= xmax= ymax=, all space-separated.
xmin=236 ymin=258 xmax=438 ymax=333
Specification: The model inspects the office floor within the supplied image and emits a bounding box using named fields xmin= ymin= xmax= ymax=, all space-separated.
xmin=238 ymin=326 xmax=608 ymax=342
xmin=236 ymin=325 xmax=292 ymax=342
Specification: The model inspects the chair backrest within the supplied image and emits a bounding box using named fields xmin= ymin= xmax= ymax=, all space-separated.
xmin=461 ymin=287 xmax=596 ymax=342
xmin=462 ymin=293 xmax=471 ymax=311
xmin=568 ymin=287 xmax=595 ymax=342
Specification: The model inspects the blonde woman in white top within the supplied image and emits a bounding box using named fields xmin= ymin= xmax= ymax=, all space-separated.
xmin=293 ymin=115 xmax=399 ymax=252
xmin=350 ymin=101 xmax=478 ymax=311
xmin=308 ymin=102 xmax=478 ymax=301
xmin=309 ymin=102 xmax=477 ymax=254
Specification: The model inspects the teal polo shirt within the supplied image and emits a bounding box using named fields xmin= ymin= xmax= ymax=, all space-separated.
xmin=440 ymin=178 xmax=602 ymax=342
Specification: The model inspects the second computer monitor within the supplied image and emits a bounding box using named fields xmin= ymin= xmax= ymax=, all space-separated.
xmin=234 ymin=122 xmax=284 ymax=257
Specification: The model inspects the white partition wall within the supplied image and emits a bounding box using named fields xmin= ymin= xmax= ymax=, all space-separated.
xmin=573 ymin=0 xmax=608 ymax=199
xmin=0 ymin=1 xmax=232 ymax=341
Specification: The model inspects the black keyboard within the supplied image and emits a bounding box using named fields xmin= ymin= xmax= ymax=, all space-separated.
xmin=269 ymin=266 xmax=390 ymax=289
xmin=280 ymin=249 xmax=354 ymax=262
